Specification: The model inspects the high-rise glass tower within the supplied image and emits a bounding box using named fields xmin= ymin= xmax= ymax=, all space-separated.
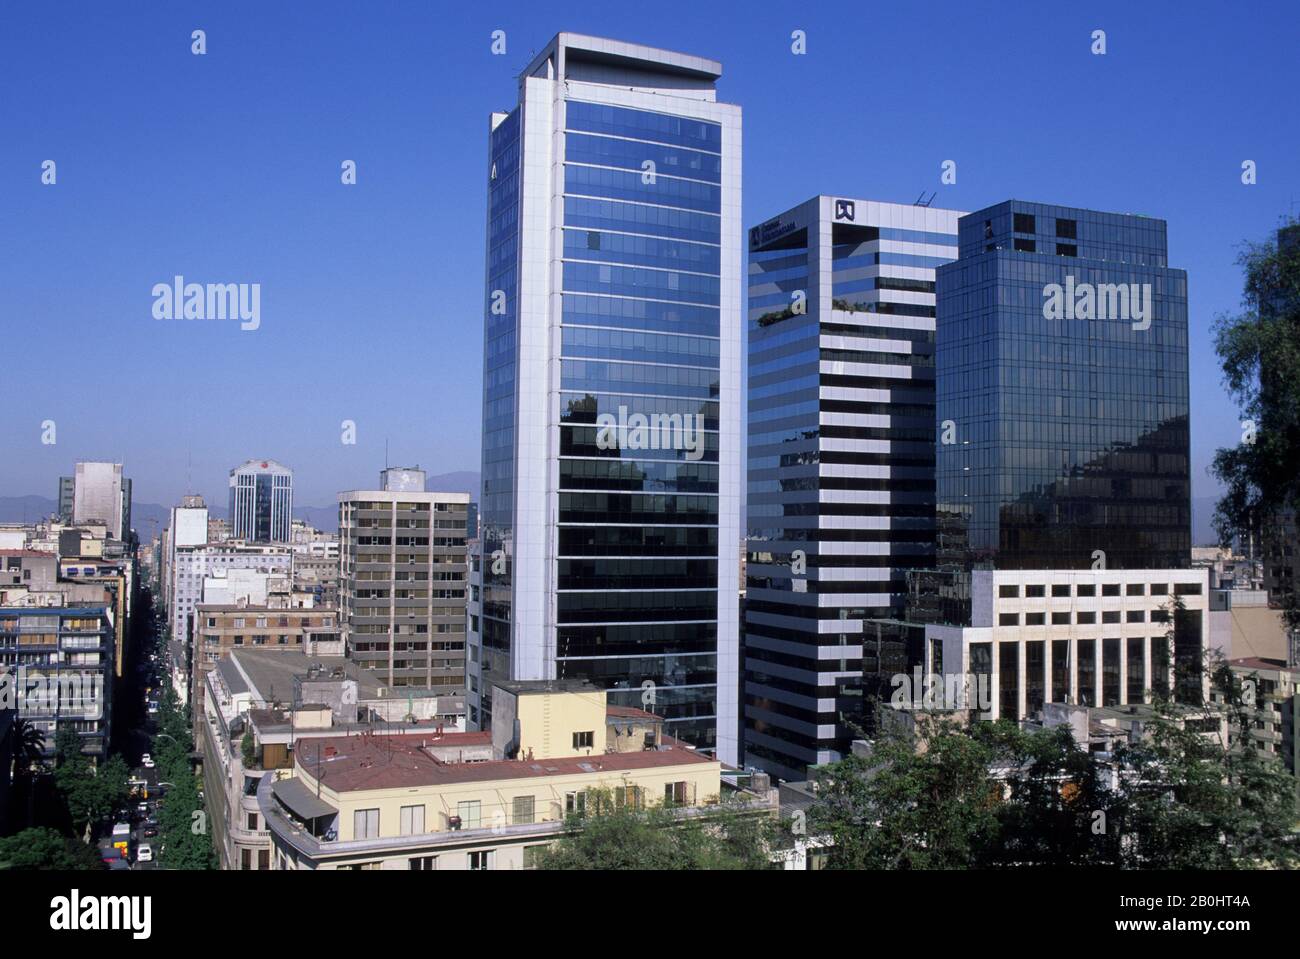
xmin=228 ymin=459 xmax=293 ymax=544
xmin=468 ymin=34 xmax=742 ymax=762
xmin=934 ymin=201 xmax=1190 ymax=623
xmin=744 ymin=196 xmax=961 ymax=780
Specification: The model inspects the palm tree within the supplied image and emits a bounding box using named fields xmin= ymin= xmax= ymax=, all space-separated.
xmin=9 ymin=717 xmax=47 ymax=829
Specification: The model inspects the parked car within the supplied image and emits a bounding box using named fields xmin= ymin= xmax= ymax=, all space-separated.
xmin=142 ymin=826 xmax=158 ymax=839
xmin=136 ymin=844 xmax=153 ymax=863
xmin=141 ymin=753 xmax=154 ymax=769
xmin=106 ymin=858 xmax=131 ymax=871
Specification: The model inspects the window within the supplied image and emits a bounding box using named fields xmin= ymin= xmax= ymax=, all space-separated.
xmin=1076 ymin=584 xmax=1095 ymax=597
xmin=522 ymin=845 xmax=546 ymax=870
xmin=1174 ymin=582 xmax=1202 ymax=596
xmin=1051 ymin=584 xmax=1071 ymax=598
xmin=258 ymin=849 xmax=269 ymax=870
xmin=1126 ymin=610 xmax=1146 ymax=623
xmin=512 ymin=795 xmax=535 ymax=825
xmin=565 ymin=792 xmax=587 ymax=816
xmin=1025 ymin=612 xmax=1046 ymax=625
xmin=353 ymin=808 xmax=380 ymax=840
xmin=1126 ymin=583 xmax=1145 ymax=596
xmin=1013 ymin=237 xmax=1036 ymax=253
xmin=1076 ymin=611 xmax=1096 ymax=625
xmin=998 ymin=613 xmax=1019 ymax=626
xmin=1102 ymin=584 xmax=1120 ymax=597
xmin=998 ymin=584 xmax=1019 ymax=598
xmin=246 ymin=812 xmax=257 ymax=831
xmin=572 ymin=731 xmax=594 ymax=750
xmin=410 ymin=856 xmax=438 ymax=871
xmin=400 ymin=804 xmax=426 ymax=836
xmin=1102 ymin=610 xmax=1121 ymax=624
xmin=664 ymin=781 xmax=690 ymax=805
xmin=1149 ymin=583 xmax=1167 ymax=596
xmin=468 ymin=850 xmax=494 ymax=871
xmin=1051 ymin=611 xmax=1070 ymax=625
xmin=457 ymin=800 xmax=481 ymax=830
xmin=1025 ymin=585 xmax=1045 ymax=598
xmin=1014 ymin=213 xmax=1036 ymax=233
xmin=1056 ymin=217 xmax=1077 ymax=238
xmin=1056 ymin=243 xmax=1077 ymax=257
xmin=1077 ymin=640 xmax=1097 ymax=706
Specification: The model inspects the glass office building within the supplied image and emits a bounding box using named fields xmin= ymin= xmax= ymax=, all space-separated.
xmin=934 ymin=201 xmax=1190 ymax=624
xmin=228 ymin=459 xmax=293 ymax=544
xmin=470 ymin=34 xmax=742 ymax=762
xmin=745 ymin=197 xmax=962 ymax=780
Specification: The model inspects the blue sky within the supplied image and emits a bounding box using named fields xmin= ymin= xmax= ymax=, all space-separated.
xmin=1 ymin=1 xmax=1297 ymax=523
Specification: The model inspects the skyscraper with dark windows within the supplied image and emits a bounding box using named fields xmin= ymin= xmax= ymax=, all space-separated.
xmin=228 ymin=459 xmax=293 ymax=544
xmin=933 ymin=201 xmax=1191 ymax=625
xmin=467 ymin=34 xmax=742 ymax=762
xmin=744 ymin=196 xmax=962 ymax=781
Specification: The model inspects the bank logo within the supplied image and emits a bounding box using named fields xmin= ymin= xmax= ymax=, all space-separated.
xmin=834 ymin=199 xmax=855 ymax=222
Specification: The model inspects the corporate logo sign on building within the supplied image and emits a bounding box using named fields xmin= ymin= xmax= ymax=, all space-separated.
xmin=750 ymin=216 xmax=801 ymax=251
xmin=834 ymin=199 xmax=855 ymax=222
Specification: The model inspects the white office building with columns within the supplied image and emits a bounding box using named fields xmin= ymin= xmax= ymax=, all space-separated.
xmin=469 ymin=33 xmax=742 ymax=763
xmin=927 ymin=568 xmax=1222 ymax=722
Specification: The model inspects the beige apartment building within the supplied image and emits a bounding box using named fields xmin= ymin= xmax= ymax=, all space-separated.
xmin=338 ymin=471 xmax=469 ymax=693
xmin=260 ymin=679 xmax=774 ymax=870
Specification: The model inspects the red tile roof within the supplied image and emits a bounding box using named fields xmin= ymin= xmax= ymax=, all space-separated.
xmin=298 ymin=732 xmax=712 ymax=793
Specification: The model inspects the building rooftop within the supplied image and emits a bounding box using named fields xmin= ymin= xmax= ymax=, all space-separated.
xmin=227 ymin=648 xmax=387 ymax=702
xmin=523 ymin=32 xmax=722 ymax=84
xmin=491 ymin=677 xmax=600 ymax=697
xmin=299 ymin=728 xmax=713 ymax=793
xmin=1228 ymin=656 xmax=1300 ymax=675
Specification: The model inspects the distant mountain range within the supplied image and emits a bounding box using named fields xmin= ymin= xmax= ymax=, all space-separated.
xmin=0 ymin=471 xmax=482 ymax=537
xmin=0 ymin=477 xmax=1226 ymax=545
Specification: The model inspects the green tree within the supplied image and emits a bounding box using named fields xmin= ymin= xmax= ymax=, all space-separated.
xmin=1113 ymin=655 xmax=1299 ymax=869
xmin=809 ymin=715 xmax=1001 ymax=869
xmin=53 ymin=729 xmax=130 ymax=839
xmin=8 ymin=717 xmax=47 ymax=830
xmin=0 ymin=827 xmax=101 ymax=870
xmin=978 ymin=722 xmax=1122 ymax=868
xmin=1211 ymin=216 xmax=1300 ymax=627
xmin=532 ymin=789 xmax=776 ymax=870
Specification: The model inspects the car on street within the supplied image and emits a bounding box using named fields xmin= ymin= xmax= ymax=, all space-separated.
xmin=106 ymin=857 xmax=131 ymax=871
xmin=142 ymin=825 xmax=158 ymax=838
xmin=136 ymin=844 xmax=153 ymax=863
xmin=141 ymin=753 xmax=154 ymax=768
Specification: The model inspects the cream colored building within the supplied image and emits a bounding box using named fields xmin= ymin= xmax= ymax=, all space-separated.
xmin=260 ymin=680 xmax=770 ymax=870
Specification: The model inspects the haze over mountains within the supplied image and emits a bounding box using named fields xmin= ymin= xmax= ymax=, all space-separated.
xmin=0 ymin=471 xmax=481 ymax=536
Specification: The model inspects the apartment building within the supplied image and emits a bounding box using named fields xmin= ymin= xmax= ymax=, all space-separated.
xmin=260 ymin=679 xmax=772 ymax=870
xmin=200 ymin=647 xmax=466 ymax=870
xmin=191 ymin=605 xmax=340 ymax=716
xmin=338 ymin=472 xmax=469 ymax=692
xmin=0 ymin=605 xmax=114 ymax=761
